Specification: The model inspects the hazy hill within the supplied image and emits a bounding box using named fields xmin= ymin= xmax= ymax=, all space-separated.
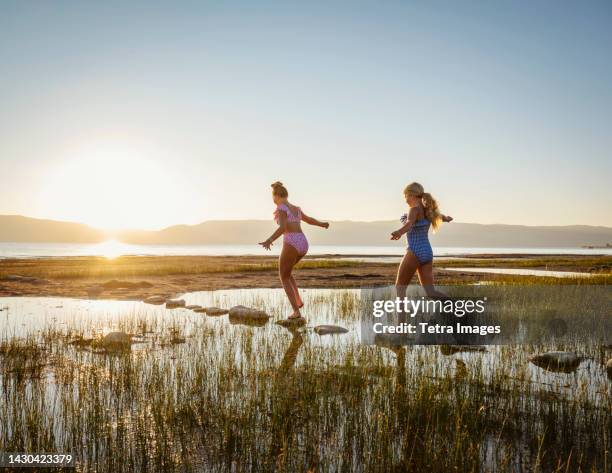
xmin=0 ymin=215 xmax=105 ymax=243
xmin=1 ymin=215 xmax=611 ymax=248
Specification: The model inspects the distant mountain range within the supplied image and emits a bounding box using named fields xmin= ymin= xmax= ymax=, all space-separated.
xmin=1 ymin=214 xmax=611 ymax=249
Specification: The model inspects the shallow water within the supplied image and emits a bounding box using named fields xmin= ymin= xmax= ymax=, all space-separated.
xmin=442 ymin=267 xmax=594 ymax=278
xmin=1 ymin=289 xmax=608 ymax=399
xmin=1 ymin=289 xmax=610 ymax=472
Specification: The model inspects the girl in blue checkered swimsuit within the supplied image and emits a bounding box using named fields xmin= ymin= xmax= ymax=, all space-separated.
xmin=390 ymin=182 xmax=453 ymax=298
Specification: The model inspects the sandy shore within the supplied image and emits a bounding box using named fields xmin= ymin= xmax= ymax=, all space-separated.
xmin=0 ymin=254 xmax=609 ymax=300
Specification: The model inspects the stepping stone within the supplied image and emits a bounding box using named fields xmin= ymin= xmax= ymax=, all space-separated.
xmin=276 ymin=318 xmax=306 ymax=328
xmin=228 ymin=305 xmax=270 ymax=320
xmin=314 ymin=325 xmax=348 ymax=335
xmin=166 ymin=299 xmax=186 ymax=309
xmin=144 ymin=295 xmax=166 ymax=305
xmin=193 ymin=308 xmax=208 ymax=314
xmin=186 ymin=305 xmax=202 ymax=310
xmin=205 ymin=307 xmax=229 ymax=316
xmin=529 ymin=351 xmax=582 ymax=373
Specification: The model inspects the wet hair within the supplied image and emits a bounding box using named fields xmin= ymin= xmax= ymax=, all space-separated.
xmin=404 ymin=182 xmax=442 ymax=230
xmin=271 ymin=181 xmax=288 ymax=198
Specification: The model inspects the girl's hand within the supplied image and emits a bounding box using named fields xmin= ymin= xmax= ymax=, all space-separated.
xmin=322 ymin=222 xmax=330 ymax=229
xmin=259 ymin=240 xmax=272 ymax=250
xmin=443 ymin=215 xmax=453 ymax=223
xmin=390 ymin=230 xmax=402 ymax=240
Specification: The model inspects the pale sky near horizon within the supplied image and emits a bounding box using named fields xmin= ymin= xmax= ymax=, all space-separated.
xmin=1 ymin=1 xmax=611 ymax=230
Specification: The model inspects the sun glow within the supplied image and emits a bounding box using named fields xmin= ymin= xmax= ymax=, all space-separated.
xmin=93 ymin=239 xmax=134 ymax=259
xmin=41 ymin=141 xmax=189 ymax=230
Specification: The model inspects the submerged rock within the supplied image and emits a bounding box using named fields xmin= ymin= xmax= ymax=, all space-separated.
xmin=314 ymin=325 xmax=348 ymax=335
xmin=68 ymin=337 xmax=94 ymax=347
xmin=529 ymin=351 xmax=582 ymax=373
xmin=166 ymin=299 xmax=186 ymax=309
xmin=144 ymin=295 xmax=166 ymax=305
xmin=205 ymin=307 xmax=229 ymax=316
xmin=374 ymin=332 xmax=410 ymax=349
xmin=229 ymin=314 xmax=269 ymax=327
xmin=440 ymin=345 xmax=487 ymax=356
xmin=99 ymin=332 xmax=132 ymax=350
xmin=228 ymin=305 xmax=269 ymax=320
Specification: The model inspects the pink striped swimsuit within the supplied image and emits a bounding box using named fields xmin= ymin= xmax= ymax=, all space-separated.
xmin=274 ymin=203 xmax=309 ymax=255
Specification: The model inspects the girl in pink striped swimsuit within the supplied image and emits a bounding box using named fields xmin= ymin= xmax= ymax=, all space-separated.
xmin=259 ymin=181 xmax=329 ymax=320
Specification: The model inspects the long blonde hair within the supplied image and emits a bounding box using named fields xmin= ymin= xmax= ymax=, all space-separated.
xmin=404 ymin=182 xmax=442 ymax=230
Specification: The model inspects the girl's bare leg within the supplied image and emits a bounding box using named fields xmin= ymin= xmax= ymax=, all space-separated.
xmin=289 ymin=253 xmax=305 ymax=308
xmin=417 ymin=262 xmax=447 ymax=298
xmin=289 ymin=276 xmax=303 ymax=308
xmin=395 ymin=251 xmax=419 ymax=299
xmin=279 ymin=244 xmax=302 ymax=317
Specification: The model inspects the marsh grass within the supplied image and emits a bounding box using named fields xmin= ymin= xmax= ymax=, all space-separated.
xmin=0 ymin=289 xmax=610 ymax=472
xmin=0 ymin=256 xmax=360 ymax=280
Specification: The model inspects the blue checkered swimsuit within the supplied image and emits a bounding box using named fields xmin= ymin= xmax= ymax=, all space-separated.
xmin=400 ymin=214 xmax=433 ymax=264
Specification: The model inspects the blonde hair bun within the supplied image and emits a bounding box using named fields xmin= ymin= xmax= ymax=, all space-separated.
xmin=271 ymin=181 xmax=288 ymax=198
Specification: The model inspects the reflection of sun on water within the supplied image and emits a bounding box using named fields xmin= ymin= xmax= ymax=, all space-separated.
xmin=95 ymin=239 xmax=132 ymax=259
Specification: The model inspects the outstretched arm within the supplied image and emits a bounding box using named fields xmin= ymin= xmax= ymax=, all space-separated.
xmin=301 ymin=211 xmax=329 ymax=229
xmin=259 ymin=211 xmax=287 ymax=250
xmin=390 ymin=207 xmax=418 ymax=240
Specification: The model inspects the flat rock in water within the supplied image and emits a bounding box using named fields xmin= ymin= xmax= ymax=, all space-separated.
xmin=193 ymin=308 xmax=208 ymax=314
xmin=205 ymin=307 xmax=229 ymax=316
xmin=314 ymin=325 xmax=348 ymax=335
xmin=228 ymin=305 xmax=269 ymax=319
xmin=276 ymin=317 xmax=306 ymax=328
xmin=144 ymin=295 xmax=166 ymax=305
xmin=529 ymin=351 xmax=582 ymax=373
xmin=186 ymin=305 xmax=202 ymax=310
xmin=166 ymin=299 xmax=186 ymax=309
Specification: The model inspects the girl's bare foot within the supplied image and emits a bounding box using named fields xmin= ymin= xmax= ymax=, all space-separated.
xmin=288 ymin=311 xmax=303 ymax=320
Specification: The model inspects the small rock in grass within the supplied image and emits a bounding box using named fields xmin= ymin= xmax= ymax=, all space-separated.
xmin=314 ymin=325 xmax=348 ymax=335
xmin=87 ymin=286 xmax=104 ymax=297
xmin=98 ymin=332 xmax=132 ymax=350
xmin=529 ymin=351 xmax=582 ymax=373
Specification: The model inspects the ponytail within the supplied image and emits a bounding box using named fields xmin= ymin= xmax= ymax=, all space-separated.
xmin=422 ymin=192 xmax=442 ymax=231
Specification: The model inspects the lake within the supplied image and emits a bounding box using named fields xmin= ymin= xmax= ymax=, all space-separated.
xmin=1 ymin=241 xmax=611 ymax=259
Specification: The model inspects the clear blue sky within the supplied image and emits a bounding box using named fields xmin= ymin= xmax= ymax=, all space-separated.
xmin=1 ymin=0 xmax=611 ymax=229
